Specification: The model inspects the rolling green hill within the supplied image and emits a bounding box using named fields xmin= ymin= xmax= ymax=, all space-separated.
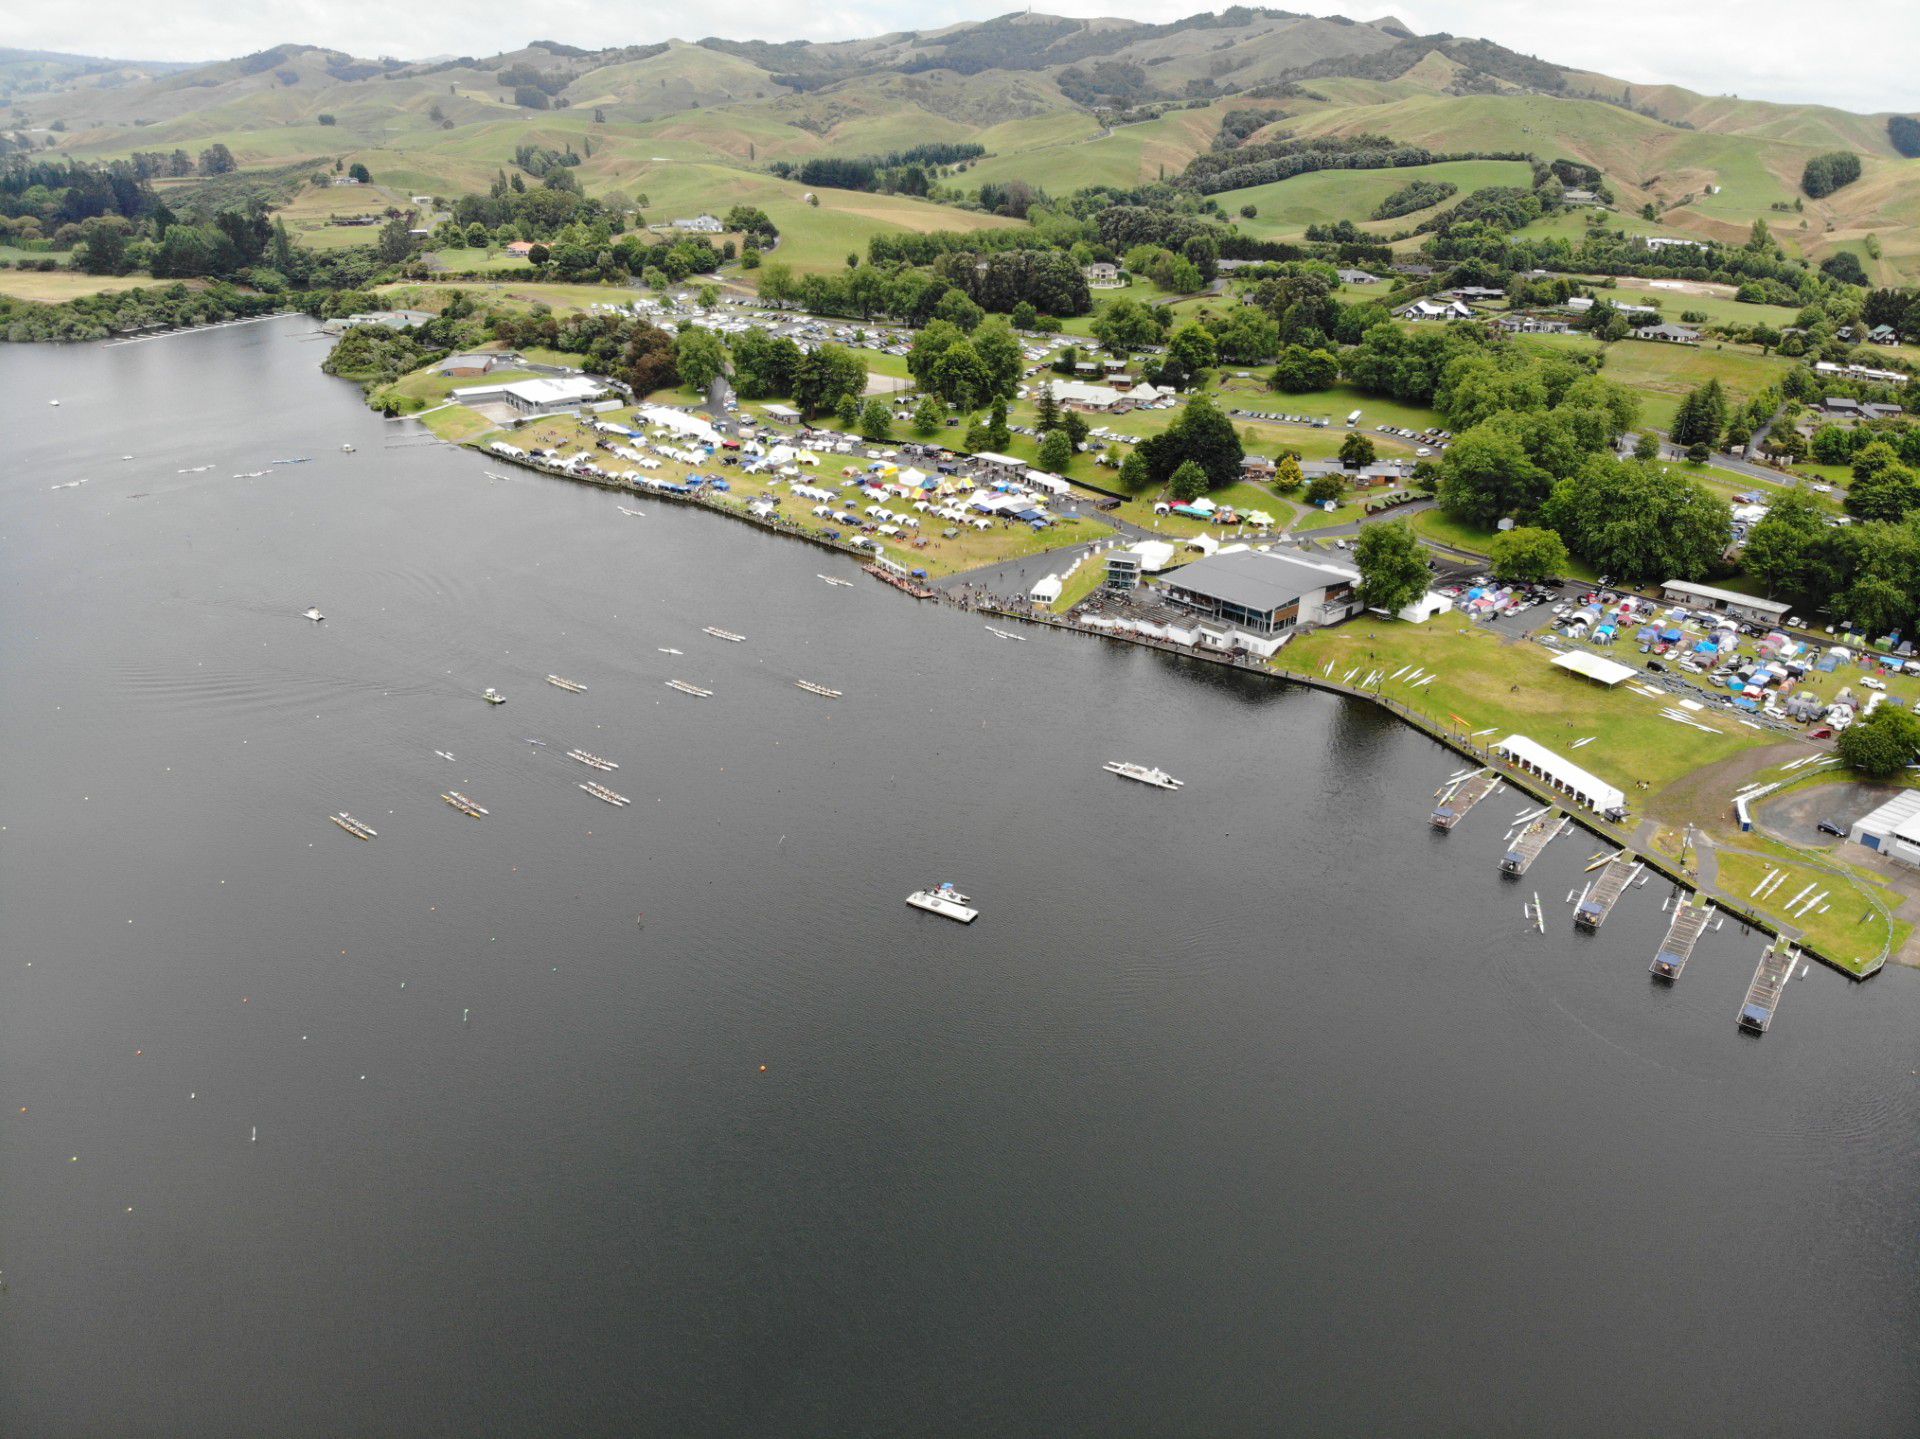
xmin=7 ymin=12 xmax=1919 ymax=282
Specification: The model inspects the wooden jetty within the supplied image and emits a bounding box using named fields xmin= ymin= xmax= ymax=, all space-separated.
xmin=1500 ymin=812 xmax=1567 ymax=876
xmin=1431 ymin=769 xmax=1499 ymax=831
xmin=1650 ymin=897 xmax=1710 ymax=980
xmin=1574 ymin=854 xmax=1638 ymax=930
xmin=1738 ymin=943 xmax=1797 ymax=1033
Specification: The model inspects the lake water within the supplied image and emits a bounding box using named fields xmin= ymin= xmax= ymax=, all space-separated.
xmin=3 ymin=319 xmax=1917 ymax=1437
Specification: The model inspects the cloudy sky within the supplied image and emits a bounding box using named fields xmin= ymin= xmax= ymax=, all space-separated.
xmin=15 ymin=0 xmax=1917 ymax=114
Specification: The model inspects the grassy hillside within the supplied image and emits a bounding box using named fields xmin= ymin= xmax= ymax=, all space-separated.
xmin=1218 ymin=158 xmax=1536 ymax=240
xmin=13 ymin=15 xmax=1920 ymax=287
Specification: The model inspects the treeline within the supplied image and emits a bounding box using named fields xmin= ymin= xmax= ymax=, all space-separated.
xmin=1182 ymin=133 xmax=1528 ymax=195
xmin=0 ymin=281 xmax=286 ymax=342
xmin=772 ymin=144 xmax=986 ymax=198
xmin=867 ymin=229 xmax=1059 ymax=265
xmin=1370 ymin=178 xmax=1456 ymax=220
xmin=757 ymin=245 xmax=1090 ymax=321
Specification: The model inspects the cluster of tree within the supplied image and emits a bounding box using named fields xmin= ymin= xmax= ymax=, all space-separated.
xmin=1370 ymin=179 xmax=1457 ymax=221
xmin=1835 ymin=705 xmax=1920 ymax=777
xmin=513 ymin=144 xmax=581 ymax=179
xmin=865 ymin=228 xmax=1057 ymax=266
xmin=1806 ymin=419 xmax=1920 ymax=471
xmin=1535 ymin=456 xmax=1732 ymax=582
xmin=1743 ymin=487 xmax=1920 ymax=638
xmin=1 ymin=280 xmax=283 ymax=343
xmin=1891 ymin=116 xmax=1920 ymax=160
xmin=1212 ymin=108 xmax=1281 ymax=151
xmin=1414 ymin=185 xmax=1543 ymax=239
xmin=322 ymin=323 xmax=450 ymax=387
xmin=906 ymin=316 xmax=1024 ymax=410
xmin=447 ymin=178 xmax=615 ymax=237
xmin=1117 ymin=394 xmax=1243 ymax=494
xmin=771 ymin=144 xmax=985 ymax=198
xmin=1800 ymin=151 xmax=1862 ymax=200
xmin=723 ymin=205 xmax=779 ymax=245
xmin=1183 ymin=133 xmax=1526 ymax=196
xmin=1 ymin=155 xmax=151 ymax=231
xmin=933 ymin=247 xmax=1091 ymax=316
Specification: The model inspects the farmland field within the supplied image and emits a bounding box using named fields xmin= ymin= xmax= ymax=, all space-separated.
xmin=1215 ymin=159 xmax=1537 ymax=241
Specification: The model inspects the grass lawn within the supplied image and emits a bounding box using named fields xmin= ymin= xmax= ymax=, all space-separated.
xmin=0 ymin=269 xmax=187 ymax=301
xmin=1276 ymin=612 xmax=1766 ymax=798
xmin=1712 ymin=845 xmax=1909 ymax=976
xmin=1410 ymin=509 xmax=1603 ymax=581
xmin=1051 ymin=552 xmax=1114 ymax=613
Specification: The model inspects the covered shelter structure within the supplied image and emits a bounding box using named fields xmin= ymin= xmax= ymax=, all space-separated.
xmin=1551 ymin=650 xmax=1638 ymax=687
xmin=1491 ymin=734 xmax=1628 ymax=817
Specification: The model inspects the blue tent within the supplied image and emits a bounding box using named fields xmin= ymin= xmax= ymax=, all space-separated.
xmin=1661 ymin=628 xmax=1683 ymax=643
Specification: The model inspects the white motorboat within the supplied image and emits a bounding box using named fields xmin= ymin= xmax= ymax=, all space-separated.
xmin=302 ymin=606 xmax=325 ymax=622
xmin=341 ymin=444 xmax=355 ymax=453
xmin=1103 ymin=760 xmax=1184 ymax=790
xmin=905 ymin=883 xmax=978 ymax=924
xmin=482 ymin=688 xmax=506 ymax=705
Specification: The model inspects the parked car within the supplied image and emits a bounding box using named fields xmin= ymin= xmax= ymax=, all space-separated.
xmin=1646 ymin=660 xmax=1666 ymax=672
xmin=1816 ymin=819 xmax=1847 ymax=837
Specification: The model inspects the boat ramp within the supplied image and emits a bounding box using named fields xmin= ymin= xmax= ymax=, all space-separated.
xmin=1574 ymin=853 xmax=1641 ymax=931
xmin=1738 ymin=943 xmax=1798 ymax=1033
xmin=1431 ymin=768 xmax=1499 ymax=831
xmin=1500 ymin=811 xmax=1567 ymax=876
xmin=1651 ymin=897 xmax=1712 ymax=980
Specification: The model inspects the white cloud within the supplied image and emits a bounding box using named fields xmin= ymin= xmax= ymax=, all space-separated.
xmin=11 ymin=0 xmax=1917 ymax=113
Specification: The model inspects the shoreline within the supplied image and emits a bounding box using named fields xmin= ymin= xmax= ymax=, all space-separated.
xmin=465 ymin=432 xmax=1893 ymax=981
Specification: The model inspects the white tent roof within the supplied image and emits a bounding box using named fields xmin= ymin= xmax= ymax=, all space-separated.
xmin=1552 ymin=650 xmax=1637 ymax=687
xmin=1492 ymin=735 xmax=1626 ymax=814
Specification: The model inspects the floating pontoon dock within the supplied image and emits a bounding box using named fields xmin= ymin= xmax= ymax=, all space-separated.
xmin=1574 ymin=854 xmax=1639 ymax=930
xmin=1501 ymin=812 xmax=1567 ymax=876
xmin=1738 ymin=943 xmax=1797 ymax=1033
xmin=1431 ymin=769 xmax=1499 ymax=830
xmin=1651 ymin=897 xmax=1711 ymax=980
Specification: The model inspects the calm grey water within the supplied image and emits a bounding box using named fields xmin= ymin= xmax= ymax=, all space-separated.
xmin=2 ymin=318 xmax=1917 ymax=1438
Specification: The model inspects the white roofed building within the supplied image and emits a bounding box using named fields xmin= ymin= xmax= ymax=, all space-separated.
xmin=1491 ymin=735 xmax=1627 ymax=817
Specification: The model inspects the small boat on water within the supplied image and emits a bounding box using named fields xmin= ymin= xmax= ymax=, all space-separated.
xmin=985 ymin=626 xmax=1025 ymax=641
xmin=818 ymin=575 xmax=854 ymax=588
xmin=795 ymin=680 xmax=842 ymax=698
xmin=272 ymin=457 xmax=310 ymax=466
xmin=482 ymin=688 xmax=506 ymax=705
xmin=658 ymin=647 xmax=683 ymax=655
xmin=579 ymin=781 xmax=630 ymax=807
xmin=302 ymin=606 xmax=324 ymax=622
xmin=329 ymin=812 xmax=377 ymax=840
xmin=906 ymin=883 xmax=978 ymax=924
xmin=522 ymin=737 xmax=546 ymax=747
xmin=441 ymin=791 xmax=489 ymax=818
xmin=434 ymin=750 xmax=456 ymax=762
xmin=342 ymin=444 xmax=355 ymax=453
xmin=50 ymin=479 xmax=88 ymax=491
xmin=567 ymin=749 xmax=619 ymax=771
xmin=48 ymin=399 xmax=60 ymax=407
xmin=1103 ymin=760 xmax=1183 ymax=791
xmin=703 ymin=627 xmax=746 ymax=643
xmin=665 ymin=679 xmax=712 ymax=698
xmin=617 ymin=506 xmax=646 ymax=517
xmin=484 ymin=471 xmax=511 ymax=482
xmin=546 ymin=675 xmax=588 ymax=693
